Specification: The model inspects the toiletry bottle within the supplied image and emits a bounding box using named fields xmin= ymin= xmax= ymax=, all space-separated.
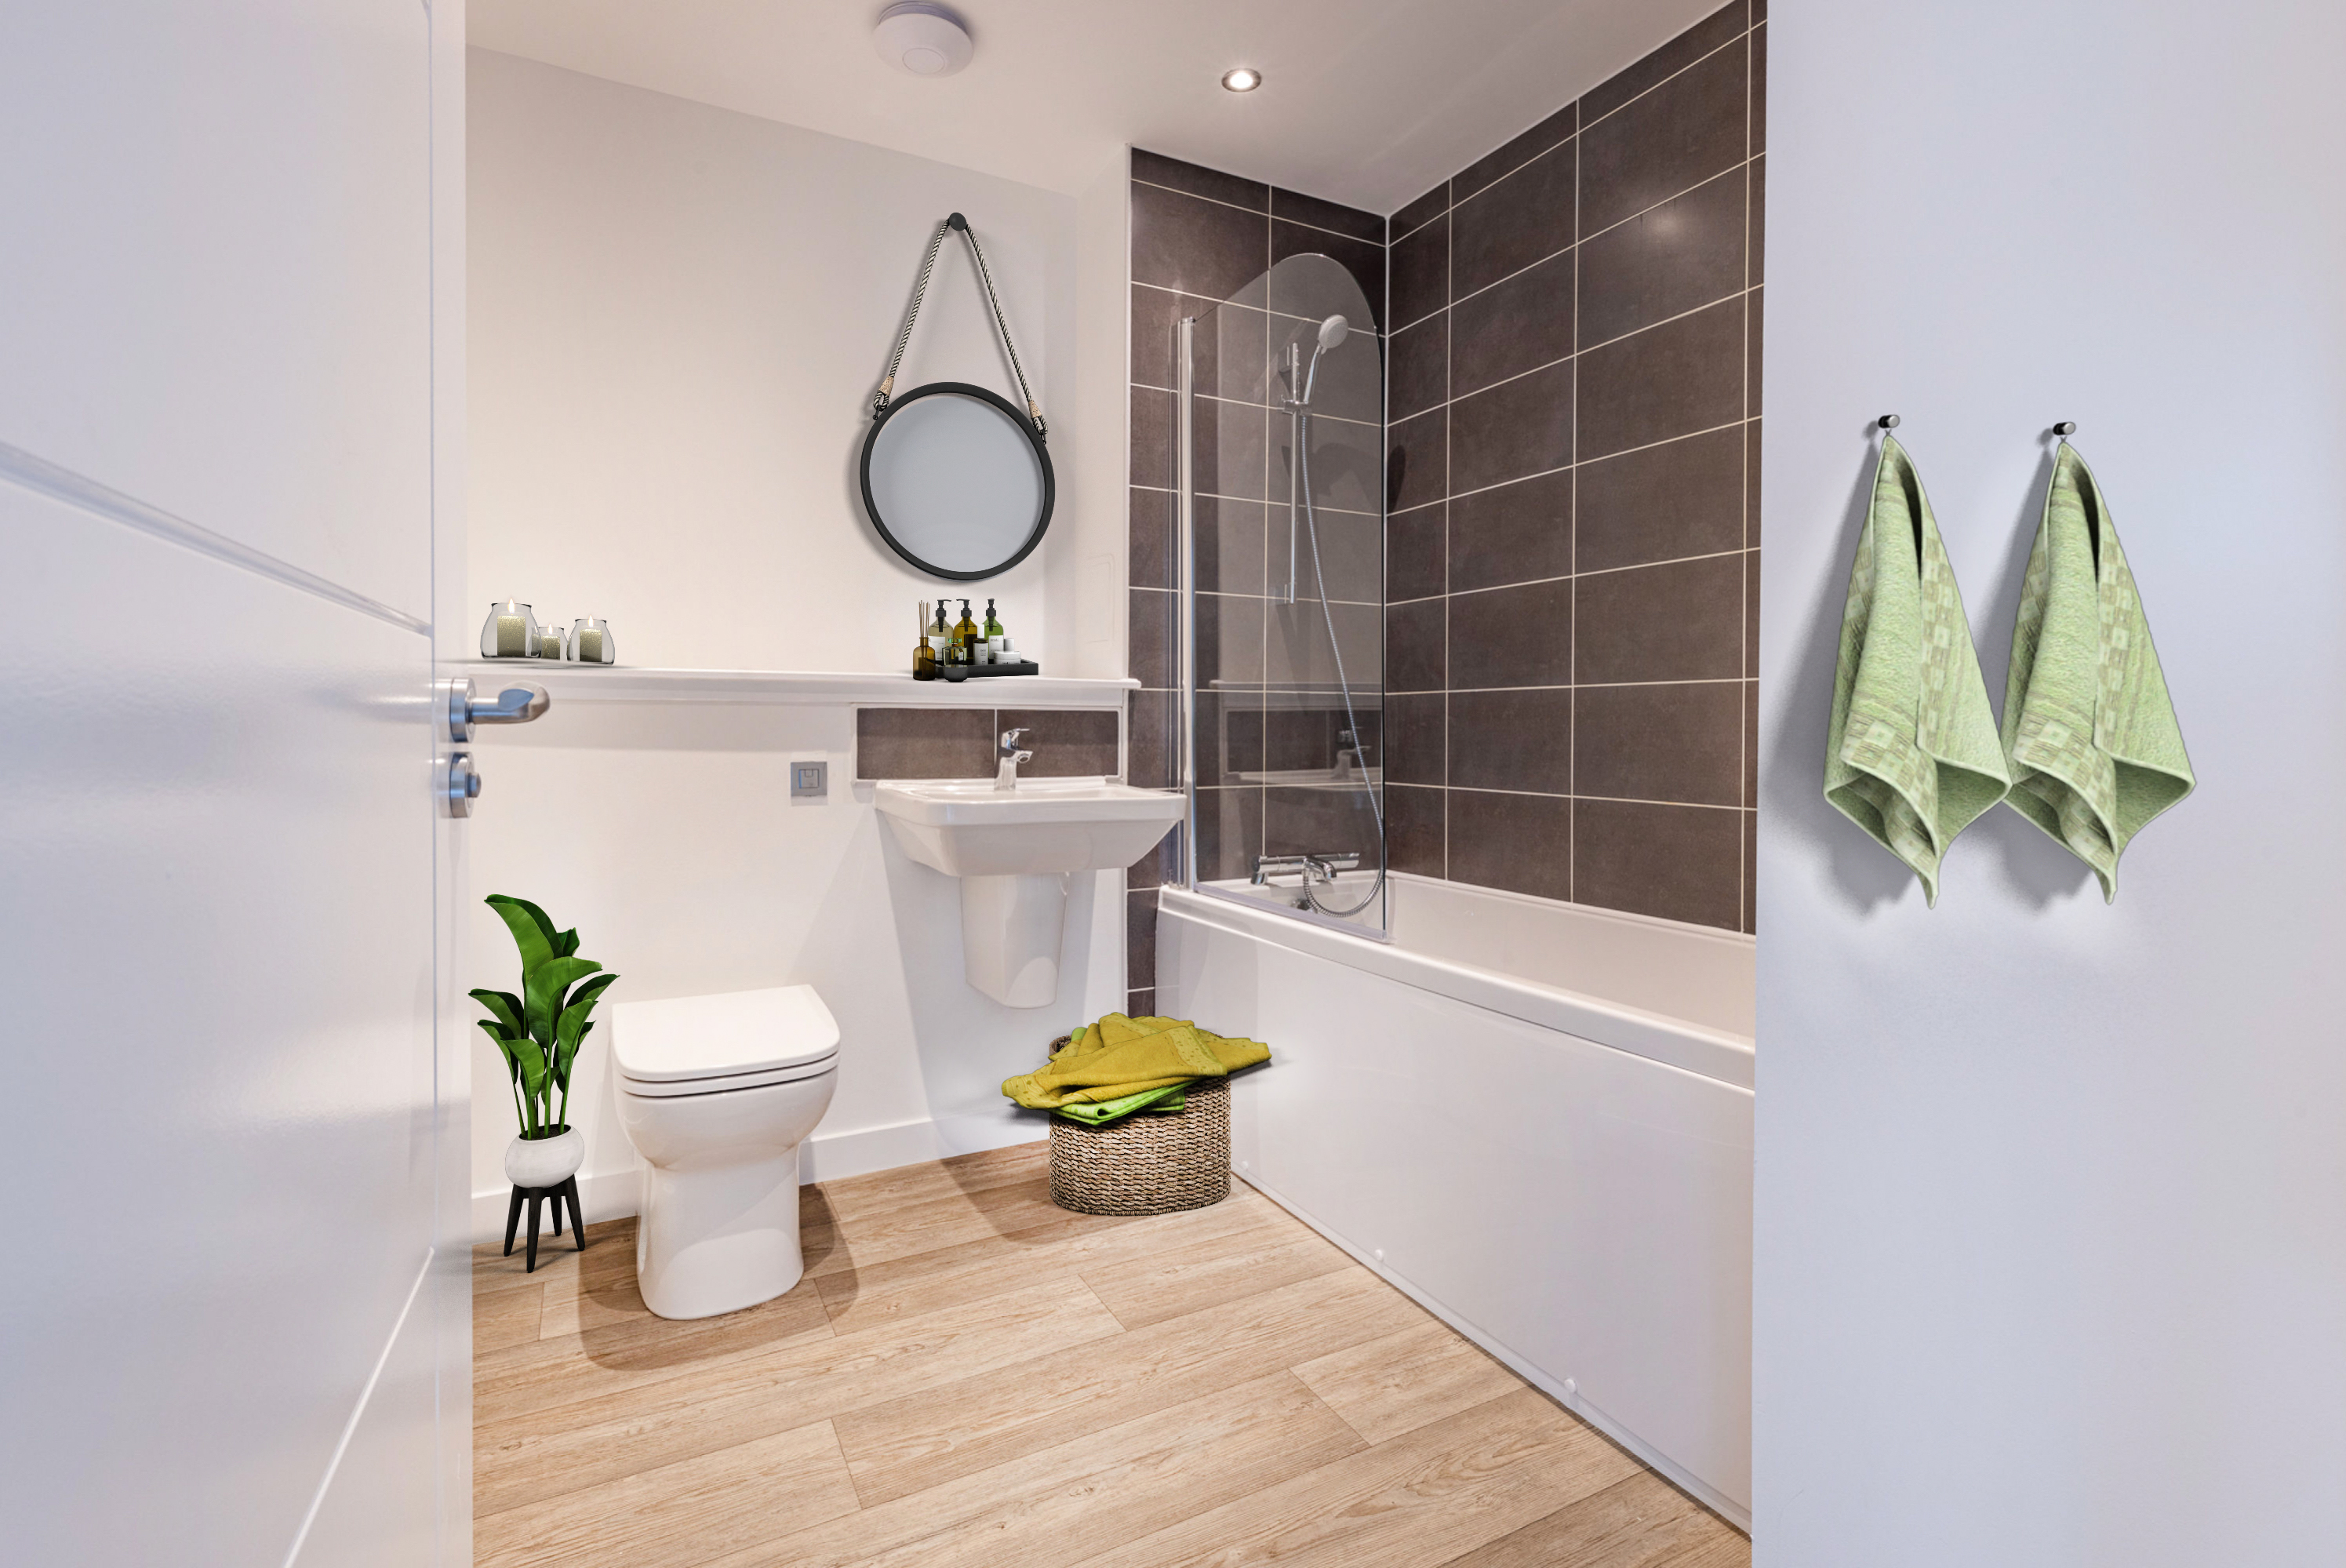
xmin=914 ymin=601 xmax=936 ymax=680
xmin=953 ymin=599 xmax=978 ymax=666
xmin=981 ymin=599 xmax=1003 ymax=664
xmin=932 ymin=602 xmax=954 ymax=668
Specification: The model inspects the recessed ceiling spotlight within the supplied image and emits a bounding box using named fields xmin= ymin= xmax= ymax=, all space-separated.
xmin=1221 ymin=67 xmax=1262 ymax=93
xmin=873 ymin=2 xmax=974 ymax=78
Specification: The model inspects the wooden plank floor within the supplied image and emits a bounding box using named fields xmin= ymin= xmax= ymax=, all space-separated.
xmin=472 ymin=1143 xmax=1748 ymax=1568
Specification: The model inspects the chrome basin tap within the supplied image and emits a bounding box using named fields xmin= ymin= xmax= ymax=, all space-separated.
xmin=995 ymin=727 xmax=1034 ymax=791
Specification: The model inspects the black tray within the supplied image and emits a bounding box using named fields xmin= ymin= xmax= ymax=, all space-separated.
xmin=937 ymin=661 xmax=1039 ymax=680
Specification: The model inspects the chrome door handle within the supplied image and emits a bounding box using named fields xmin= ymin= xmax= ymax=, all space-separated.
xmin=442 ymin=751 xmax=483 ymax=817
xmin=440 ymin=676 xmax=550 ymax=741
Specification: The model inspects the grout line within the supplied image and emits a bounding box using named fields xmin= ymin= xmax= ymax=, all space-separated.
xmin=1130 ymin=278 xmax=1391 ymax=338
xmin=1417 ymin=784 xmax=1746 ymax=811
xmin=1392 ymin=676 xmax=1746 ymax=694
xmin=1424 ymin=417 xmax=1757 ymax=507
xmin=1130 ymin=176 xmax=1384 ymax=249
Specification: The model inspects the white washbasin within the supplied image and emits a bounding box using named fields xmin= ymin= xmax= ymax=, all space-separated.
xmin=873 ymin=777 xmax=1182 ymax=1010
xmin=874 ymin=777 xmax=1182 ymax=877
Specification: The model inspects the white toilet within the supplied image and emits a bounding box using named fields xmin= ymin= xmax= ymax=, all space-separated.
xmin=612 ymin=985 xmax=840 ymax=1320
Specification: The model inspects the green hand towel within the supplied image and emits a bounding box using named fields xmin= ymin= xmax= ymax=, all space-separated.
xmin=1824 ymin=435 xmax=2012 ymax=904
xmin=1999 ymin=442 xmax=2194 ymax=900
xmin=1053 ymin=1085 xmax=1190 ymax=1126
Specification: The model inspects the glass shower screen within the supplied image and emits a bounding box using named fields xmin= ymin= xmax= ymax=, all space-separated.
xmin=1179 ymin=253 xmax=1388 ymax=935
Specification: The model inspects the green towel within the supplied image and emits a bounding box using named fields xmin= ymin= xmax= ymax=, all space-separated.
xmin=1825 ymin=435 xmax=2011 ymax=905
xmin=1002 ymin=1013 xmax=1270 ymax=1110
xmin=1999 ymin=442 xmax=2194 ymax=901
xmin=1052 ymin=1085 xmax=1189 ymax=1126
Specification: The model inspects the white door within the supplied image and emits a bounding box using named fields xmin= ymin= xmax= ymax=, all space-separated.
xmin=0 ymin=4 xmax=469 ymax=1563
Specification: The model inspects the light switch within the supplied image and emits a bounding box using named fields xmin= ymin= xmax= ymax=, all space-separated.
xmin=790 ymin=760 xmax=828 ymax=799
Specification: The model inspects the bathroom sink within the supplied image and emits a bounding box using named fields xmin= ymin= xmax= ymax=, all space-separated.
xmin=874 ymin=777 xmax=1181 ymax=877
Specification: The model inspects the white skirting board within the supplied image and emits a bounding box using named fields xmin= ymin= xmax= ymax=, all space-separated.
xmin=469 ymin=1111 xmax=1048 ymax=1244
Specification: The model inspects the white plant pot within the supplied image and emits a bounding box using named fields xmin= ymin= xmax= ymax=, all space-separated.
xmin=505 ymin=1126 xmax=584 ymax=1190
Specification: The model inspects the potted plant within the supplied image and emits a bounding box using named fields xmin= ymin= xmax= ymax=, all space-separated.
xmin=471 ymin=895 xmax=619 ymax=1191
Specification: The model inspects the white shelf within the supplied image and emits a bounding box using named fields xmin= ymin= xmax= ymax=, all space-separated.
xmin=460 ymin=662 xmax=1135 ymax=708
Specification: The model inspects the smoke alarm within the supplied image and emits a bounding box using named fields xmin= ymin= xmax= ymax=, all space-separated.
xmin=872 ymin=2 xmax=974 ymax=77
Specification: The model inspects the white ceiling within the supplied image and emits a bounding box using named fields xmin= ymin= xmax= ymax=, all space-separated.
xmin=467 ymin=0 xmax=1722 ymax=215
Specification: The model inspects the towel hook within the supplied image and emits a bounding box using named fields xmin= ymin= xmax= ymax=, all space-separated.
xmin=2052 ymin=420 xmax=2078 ymax=438
xmin=1876 ymin=414 xmax=1900 ymax=430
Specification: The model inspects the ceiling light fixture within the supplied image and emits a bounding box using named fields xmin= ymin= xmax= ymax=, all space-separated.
xmin=873 ymin=2 xmax=974 ymax=78
xmin=1221 ymin=67 xmax=1262 ymax=93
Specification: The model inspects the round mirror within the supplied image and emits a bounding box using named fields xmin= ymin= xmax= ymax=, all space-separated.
xmin=860 ymin=382 xmax=1053 ymax=580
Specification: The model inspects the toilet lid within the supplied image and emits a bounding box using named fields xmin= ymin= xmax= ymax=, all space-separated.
xmin=612 ymin=984 xmax=840 ymax=1082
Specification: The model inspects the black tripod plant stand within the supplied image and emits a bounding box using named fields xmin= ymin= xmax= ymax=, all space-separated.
xmin=504 ymin=1177 xmax=587 ymax=1273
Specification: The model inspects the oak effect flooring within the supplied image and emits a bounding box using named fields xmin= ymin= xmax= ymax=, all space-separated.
xmin=474 ymin=1143 xmax=1746 ymax=1568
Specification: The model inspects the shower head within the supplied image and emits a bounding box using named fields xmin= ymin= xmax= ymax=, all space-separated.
xmin=1317 ymin=315 xmax=1350 ymax=351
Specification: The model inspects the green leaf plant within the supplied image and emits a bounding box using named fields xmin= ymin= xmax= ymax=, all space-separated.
xmin=471 ymin=895 xmax=620 ymax=1141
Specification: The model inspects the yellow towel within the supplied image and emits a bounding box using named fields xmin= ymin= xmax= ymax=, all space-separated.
xmin=1002 ymin=1013 xmax=1269 ymax=1109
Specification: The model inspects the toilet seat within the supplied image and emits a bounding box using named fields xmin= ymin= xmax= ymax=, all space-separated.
xmin=613 ymin=984 xmax=841 ymax=1090
xmin=618 ymin=1051 xmax=838 ymax=1098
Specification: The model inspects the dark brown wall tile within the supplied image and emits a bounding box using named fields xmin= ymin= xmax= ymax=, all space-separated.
xmin=1390 ymin=212 xmax=1449 ymax=329
xmin=1576 ymin=554 xmax=1744 ymax=683
xmin=1194 ymin=300 xmax=1271 ymax=405
xmin=1385 ymin=693 xmax=1446 ymax=785
xmin=1581 ymin=1 xmax=1748 ymax=123
xmin=1575 ymin=296 xmax=1744 ymax=461
xmin=1133 ymin=148 xmax=1268 ymax=210
xmin=1264 ymin=702 xmax=1337 ymax=770
xmin=1194 ymin=787 xmax=1264 ymax=881
xmin=1573 ymin=681 xmax=1742 ymax=805
xmin=1746 ymin=286 xmax=1763 ymax=417
xmin=1744 ymin=547 xmax=1760 ymax=670
xmin=1391 ymin=180 xmax=1449 ymax=240
xmin=1129 ymin=486 xmax=1175 ymax=588
xmin=1579 ymin=41 xmax=1749 ymax=237
xmin=1577 ymin=167 xmax=1745 ymax=347
xmin=1128 ymin=822 xmax=1180 ymax=890
xmin=1126 ymin=889 xmax=1158 ymax=989
xmin=1133 ymin=181 xmax=1268 ymax=299
xmin=1448 ymin=789 xmax=1572 ymax=901
xmin=1451 ymin=358 xmax=1573 ymax=494
xmin=1127 ymin=988 xmax=1156 ymax=1017
xmin=1133 ymin=385 xmax=1174 ymax=486
xmin=1387 ymin=405 xmax=1447 ymax=513
xmin=1455 ymin=103 xmax=1578 ymax=202
xmin=1131 ymin=284 xmax=1217 ymax=391
xmin=1196 ymin=592 xmax=1266 ymax=686
xmin=1744 ymin=420 xmax=1762 ymax=544
xmin=1275 ymin=504 xmax=1381 ymax=606
xmin=1129 ymin=588 xmax=1174 ymax=688
xmin=1450 ymin=577 xmax=1573 ymax=689
xmin=1385 ymin=783 xmax=1446 ymax=875
xmin=1573 ymin=798 xmax=1741 ymax=927
xmin=1195 ymin=397 xmax=1268 ymax=500
xmin=1449 ymin=469 xmax=1571 ymax=593
xmin=855 ymin=707 xmax=995 ymax=780
xmin=1128 ymin=689 xmax=1175 ymax=788
xmin=1272 ymin=187 xmax=1384 ymax=243
xmin=1203 ymin=693 xmax=1264 ymax=784
xmin=1574 ymin=425 xmax=1743 ymax=573
xmin=1748 ymin=156 xmax=1765 ymax=286
xmin=1195 ymin=496 xmax=1268 ymax=595
xmin=1741 ymin=807 xmax=1756 ymax=933
xmin=1273 ymin=219 xmax=1385 ymax=315
xmin=1451 ymin=142 xmax=1576 ymax=300
xmin=1450 ymin=249 xmax=1574 ymax=402
xmin=1743 ymin=677 xmax=1759 ymax=806
xmin=1001 ymin=707 xmax=1119 ymax=778
xmin=1449 ymin=688 xmax=1572 ymax=792
xmin=1387 ymin=597 xmax=1446 ymax=693
xmin=1389 ymin=313 xmax=1448 ymax=421
xmin=1388 ymin=502 xmax=1446 ymax=602
xmin=1264 ymin=785 xmax=1383 ymax=865
xmin=1749 ymin=24 xmax=1767 ymax=154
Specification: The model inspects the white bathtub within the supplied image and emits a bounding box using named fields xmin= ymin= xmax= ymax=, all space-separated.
xmin=1157 ymin=871 xmax=1754 ymax=1527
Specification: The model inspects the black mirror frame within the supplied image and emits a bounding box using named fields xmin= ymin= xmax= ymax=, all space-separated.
xmin=859 ymin=381 xmax=1055 ymax=582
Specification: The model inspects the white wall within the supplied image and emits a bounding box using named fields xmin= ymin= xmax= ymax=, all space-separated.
xmin=463 ymin=698 xmax=1126 ymax=1237
xmin=468 ymin=48 xmax=1086 ymax=673
xmin=1757 ymin=2 xmax=2346 ymax=1562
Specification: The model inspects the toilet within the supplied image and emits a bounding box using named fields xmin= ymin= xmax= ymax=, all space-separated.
xmin=612 ymin=985 xmax=840 ymax=1320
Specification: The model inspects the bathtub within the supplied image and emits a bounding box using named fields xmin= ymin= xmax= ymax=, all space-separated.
xmin=1156 ymin=871 xmax=1754 ymax=1527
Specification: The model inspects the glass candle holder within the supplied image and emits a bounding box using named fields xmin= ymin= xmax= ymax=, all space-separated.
xmin=536 ymin=624 xmax=568 ymax=659
xmin=480 ymin=599 xmax=539 ymax=659
xmin=569 ymin=618 xmax=615 ymax=665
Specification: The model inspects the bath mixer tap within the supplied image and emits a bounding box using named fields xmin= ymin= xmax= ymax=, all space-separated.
xmin=995 ymin=727 xmax=1033 ymax=791
xmin=1251 ymin=851 xmax=1361 ymax=886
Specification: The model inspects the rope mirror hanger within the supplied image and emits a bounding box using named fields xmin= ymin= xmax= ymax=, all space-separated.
xmin=859 ymin=213 xmax=1055 ymax=582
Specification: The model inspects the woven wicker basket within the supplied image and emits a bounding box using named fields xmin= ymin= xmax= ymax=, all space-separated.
xmin=1047 ymin=1067 xmax=1232 ymax=1217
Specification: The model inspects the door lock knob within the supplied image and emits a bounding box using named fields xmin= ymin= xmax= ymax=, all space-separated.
xmin=443 ymin=751 xmax=482 ymax=817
